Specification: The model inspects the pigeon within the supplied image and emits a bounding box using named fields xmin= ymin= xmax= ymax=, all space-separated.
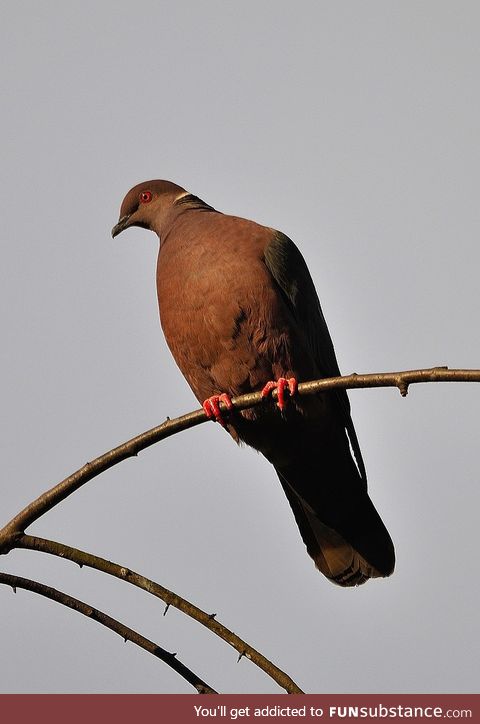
xmin=112 ymin=180 xmax=395 ymax=586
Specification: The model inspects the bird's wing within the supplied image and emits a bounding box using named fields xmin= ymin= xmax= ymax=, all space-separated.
xmin=264 ymin=230 xmax=367 ymax=483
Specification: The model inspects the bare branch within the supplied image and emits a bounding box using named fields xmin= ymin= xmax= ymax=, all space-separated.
xmin=0 ymin=571 xmax=216 ymax=694
xmin=298 ymin=366 xmax=480 ymax=397
xmin=1 ymin=366 xmax=477 ymax=694
xmin=16 ymin=534 xmax=303 ymax=694
xmin=0 ymin=367 xmax=478 ymax=551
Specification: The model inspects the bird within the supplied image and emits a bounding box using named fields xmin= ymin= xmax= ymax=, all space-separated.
xmin=112 ymin=180 xmax=395 ymax=586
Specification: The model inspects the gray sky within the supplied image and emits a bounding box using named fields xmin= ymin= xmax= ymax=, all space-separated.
xmin=1 ymin=1 xmax=479 ymax=694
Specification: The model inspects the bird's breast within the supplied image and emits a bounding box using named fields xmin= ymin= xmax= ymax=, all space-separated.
xmin=155 ymin=229 xmax=296 ymax=402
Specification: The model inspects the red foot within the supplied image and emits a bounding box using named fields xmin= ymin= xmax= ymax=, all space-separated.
xmin=261 ymin=377 xmax=297 ymax=411
xmin=202 ymin=393 xmax=234 ymax=427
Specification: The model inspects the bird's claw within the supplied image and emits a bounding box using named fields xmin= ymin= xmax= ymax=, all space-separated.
xmin=261 ymin=377 xmax=297 ymax=411
xmin=202 ymin=393 xmax=234 ymax=426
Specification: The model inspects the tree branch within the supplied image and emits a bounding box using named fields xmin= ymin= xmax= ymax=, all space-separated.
xmin=16 ymin=534 xmax=303 ymax=694
xmin=1 ymin=366 xmax=478 ymax=694
xmin=0 ymin=571 xmax=216 ymax=694
xmin=0 ymin=367 xmax=478 ymax=551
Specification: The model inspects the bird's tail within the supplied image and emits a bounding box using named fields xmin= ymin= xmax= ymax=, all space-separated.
xmin=276 ymin=447 xmax=395 ymax=586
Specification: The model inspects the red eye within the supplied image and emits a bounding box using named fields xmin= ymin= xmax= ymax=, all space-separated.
xmin=139 ymin=190 xmax=152 ymax=203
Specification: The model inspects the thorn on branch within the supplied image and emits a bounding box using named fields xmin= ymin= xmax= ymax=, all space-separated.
xmin=398 ymin=381 xmax=409 ymax=397
xmin=163 ymin=603 xmax=170 ymax=616
xmin=11 ymin=586 xmax=16 ymax=594
xmin=237 ymin=651 xmax=245 ymax=663
xmin=208 ymin=612 xmax=217 ymax=620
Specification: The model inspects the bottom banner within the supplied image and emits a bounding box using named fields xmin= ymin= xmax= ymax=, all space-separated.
xmin=0 ymin=694 xmax=478 ymax=724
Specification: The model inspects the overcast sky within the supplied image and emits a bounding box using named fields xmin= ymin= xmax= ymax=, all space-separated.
xmin=1 ymin=1 xmax=479 ymax=694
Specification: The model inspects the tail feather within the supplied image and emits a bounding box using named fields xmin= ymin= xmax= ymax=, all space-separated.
xmin=278 ymin=475 xmax=385 ymax=585
xmin=277 ymin=462 xmax=395 ymax=587
xmin=236 ymin=396 xmax=395 ymax=586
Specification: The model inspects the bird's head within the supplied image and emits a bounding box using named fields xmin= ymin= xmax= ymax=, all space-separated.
xmin=112 ymin=180 xmax=188 ymax=238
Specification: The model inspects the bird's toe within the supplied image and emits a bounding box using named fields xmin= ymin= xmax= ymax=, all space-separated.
xmin=261 ymin=377 xmax=297 ymax=411
xmin=202 ymin=393 xmax=234 ymax=426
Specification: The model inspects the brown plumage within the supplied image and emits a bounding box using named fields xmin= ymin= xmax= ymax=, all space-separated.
xmin=112 ymin=180 xmax=395 ymax=586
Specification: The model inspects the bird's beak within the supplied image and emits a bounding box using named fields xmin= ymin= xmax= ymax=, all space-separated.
xmin=111 ymin=214 xmax=132 ymax=238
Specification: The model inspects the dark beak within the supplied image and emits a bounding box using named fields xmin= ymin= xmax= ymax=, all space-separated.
xmin=111 ymin=214 xmax=132 ymax=238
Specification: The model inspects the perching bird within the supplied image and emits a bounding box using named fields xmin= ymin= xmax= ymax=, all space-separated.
xmin=112 ymin=180 xmax=395 ymax=586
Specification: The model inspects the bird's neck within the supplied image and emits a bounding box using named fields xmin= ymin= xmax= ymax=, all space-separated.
xmin=174 ymin=193 xmax=217 ymax=213
xmin=157 ymin=194 xmax=219 ymax=243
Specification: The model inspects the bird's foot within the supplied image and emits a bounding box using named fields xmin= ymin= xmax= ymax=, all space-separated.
xmin=202 ymin=393 xmax=234 ymax=427
xmin=261 ymin=377 xmax=297 ymax=411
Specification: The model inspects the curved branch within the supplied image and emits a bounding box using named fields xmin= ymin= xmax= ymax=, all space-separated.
xmin=1 ymin=366 xmax=477 ymax=695
xmin=0 ymin=367 xmax=478 ymax=550
xmin=0 ymin=571 xmax=216 ymax=694
xmin=16 ymin=534 xmax=303 ymax=694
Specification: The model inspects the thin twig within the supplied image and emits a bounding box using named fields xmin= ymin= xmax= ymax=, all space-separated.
xmin=0 ymin=367 xmax=478 ymax=551
xmin=1 ymin=366 xmax=478 ymax=695
xmin=16 ymin=534 xmax=303 ymax=694
xmin=0 ymin=571 xmax=216 ymax=694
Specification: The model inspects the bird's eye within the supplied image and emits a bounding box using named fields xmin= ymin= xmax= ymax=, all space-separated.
xmin=139 ymin=191 xmax=153 ymax=204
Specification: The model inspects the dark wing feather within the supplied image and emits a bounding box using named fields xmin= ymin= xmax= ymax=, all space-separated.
xmin=264 ymin=230 xmax=367 ymax=483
